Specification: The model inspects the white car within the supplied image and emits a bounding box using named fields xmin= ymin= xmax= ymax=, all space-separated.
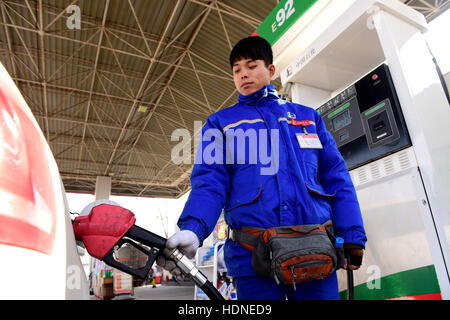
xmin=0 ymin=63 xmax=89 ymax=299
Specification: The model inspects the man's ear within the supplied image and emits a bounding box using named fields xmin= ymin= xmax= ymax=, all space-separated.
xmin=268 ymin=64 xmax=276 ymax=77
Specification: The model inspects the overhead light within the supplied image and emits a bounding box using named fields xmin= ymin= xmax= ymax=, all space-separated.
xmin=138 ymin=106 xmax=147 ymax=113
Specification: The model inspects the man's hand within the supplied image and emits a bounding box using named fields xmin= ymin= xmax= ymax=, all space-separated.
xmin=156 ymin=230 xmax=200 ymax=281
xmin=166 ymin=229 xmax=200 ymax=259
xmin=343 ymin=243 xmax=364 ymax=270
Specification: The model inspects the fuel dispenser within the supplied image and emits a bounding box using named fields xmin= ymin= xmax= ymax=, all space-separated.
xmin=259 ymin=0 xmax=450 ymax=299
xmin=317 ymin=63 xmax=411 ymax=170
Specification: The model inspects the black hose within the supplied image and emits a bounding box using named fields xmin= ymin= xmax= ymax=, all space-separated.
xmin=347 ymin=269 xmax=354 ymax=300
xmin=346 ymin=252 xmax=354 ymax=300
xmin=200 ymin=280 xmax=225 ymax=301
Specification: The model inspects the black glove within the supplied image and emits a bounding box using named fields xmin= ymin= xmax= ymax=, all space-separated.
xmin=343 ymin=243 xmax=364 ymax=270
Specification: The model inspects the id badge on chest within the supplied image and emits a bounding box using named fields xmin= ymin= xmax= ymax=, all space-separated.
xmin=296 ymin=133 xmax=323 ymax=149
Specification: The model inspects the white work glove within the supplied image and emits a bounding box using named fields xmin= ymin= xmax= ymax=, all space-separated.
xmin=156 ymin=230 xmax=200 ymax=281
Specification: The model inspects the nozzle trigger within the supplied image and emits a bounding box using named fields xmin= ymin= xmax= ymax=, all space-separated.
xmin=103 ymin=237 xmax=158 ymax=279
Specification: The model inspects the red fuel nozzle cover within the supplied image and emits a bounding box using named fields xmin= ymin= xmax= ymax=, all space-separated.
xmin=73 ymin=204 xmax=136 ymax=260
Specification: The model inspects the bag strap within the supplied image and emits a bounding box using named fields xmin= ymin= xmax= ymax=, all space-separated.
xmin=227 ymin=226 xmax=264 ymax=250
xmin=323 ymin=220 xmax=336 ymax=242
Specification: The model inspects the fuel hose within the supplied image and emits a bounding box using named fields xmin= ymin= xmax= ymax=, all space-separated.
xmin=164 ymin=248 xmax=225 ymax=301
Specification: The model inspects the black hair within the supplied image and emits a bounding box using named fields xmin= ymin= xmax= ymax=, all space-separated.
xmin=229 ymin=36 xmax=273 ymax=69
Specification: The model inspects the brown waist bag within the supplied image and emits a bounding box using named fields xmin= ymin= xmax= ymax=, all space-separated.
xmin=228 ymin=221 xmax=344 ymax=288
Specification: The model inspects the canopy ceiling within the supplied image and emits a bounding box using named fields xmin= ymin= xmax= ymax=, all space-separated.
xmin=0 ymin=0 xmax=447 ymax=198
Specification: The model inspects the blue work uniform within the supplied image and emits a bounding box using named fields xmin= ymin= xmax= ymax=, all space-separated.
xmin=178 ymin=84 xmax=367 ymax=299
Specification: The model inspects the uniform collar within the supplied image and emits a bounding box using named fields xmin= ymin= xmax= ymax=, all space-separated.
xmin=238 ymin=84 xmax=279 ymax=106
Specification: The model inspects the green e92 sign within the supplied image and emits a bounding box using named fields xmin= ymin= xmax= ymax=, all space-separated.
xmin=253 ymin=0 xmax=319 ymax=46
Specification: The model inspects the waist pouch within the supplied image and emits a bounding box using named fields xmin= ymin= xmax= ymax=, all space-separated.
xmin=230 ymin=221 xmax=344 ymax=286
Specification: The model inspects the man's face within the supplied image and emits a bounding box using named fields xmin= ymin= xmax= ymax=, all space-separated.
xmin=232 ymin=58 xmax=275 ymax=96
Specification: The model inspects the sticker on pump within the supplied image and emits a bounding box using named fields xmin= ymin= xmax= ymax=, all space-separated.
xmin=0 ymin=70 xmax=57 ymax=255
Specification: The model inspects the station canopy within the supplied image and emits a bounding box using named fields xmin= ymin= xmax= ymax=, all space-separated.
xmin=0 ymin=0 xmax=447 ymax=198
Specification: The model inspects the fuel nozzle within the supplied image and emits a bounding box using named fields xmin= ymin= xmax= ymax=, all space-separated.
xmin=163 ymin=248 xmax=208 ymax=287
xmin=73 ymin=203 xmax=224 ymax=300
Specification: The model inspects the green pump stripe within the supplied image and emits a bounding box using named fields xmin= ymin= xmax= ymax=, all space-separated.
xmin=339 ymin=265 xmax=441 ymax=300
xmin=364 ymin=102 xmax=386 ymax=116
xmin=327 ymin=102 xmax=350 ymax=119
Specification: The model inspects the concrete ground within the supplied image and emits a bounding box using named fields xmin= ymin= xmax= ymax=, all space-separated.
xmin=90 ymin=283 xmax=196 ymax=300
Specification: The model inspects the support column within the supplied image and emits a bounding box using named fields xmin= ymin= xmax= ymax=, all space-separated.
xmin=95 ymin=176 xmax=111 ymax=200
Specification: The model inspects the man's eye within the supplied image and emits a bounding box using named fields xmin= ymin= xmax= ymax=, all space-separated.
xmin=233 ymin=69 xmax=240 ymax=74
xmin=249 ymin=65 xmax=256 ymax=69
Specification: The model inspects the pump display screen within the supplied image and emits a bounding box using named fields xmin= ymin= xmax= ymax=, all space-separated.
xmin=332 ymin=109 xmax=351 ymax=131
xmin=318 ymin=64 xmax=411 ymax=170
